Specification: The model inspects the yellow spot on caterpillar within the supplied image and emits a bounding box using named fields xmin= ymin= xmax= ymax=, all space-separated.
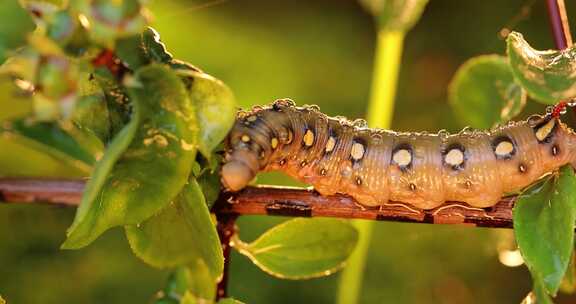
xmin=241 ymin=135 xmax=250 ymax=142
xmin=495 ymin=141 xmax=514 ymax=157
xmin=393 ymin=149 xmax=412 ymax=167
xmin=351 ymin=142 xmax=365 ymax=160
xmin=303 ymin=129 xmax=315 ymax=146
xmin=445 ymin=149 xmax=464 ymax=167
xmin=271 ymin=137 xmax=278 ymax=149
xmin=535 ymin=119 xmax=555 ymax=142
xmin=325 ymin=136 xmax=336 ymax=153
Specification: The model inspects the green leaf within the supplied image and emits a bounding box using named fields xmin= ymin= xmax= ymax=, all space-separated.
xmin=359 ymin=0 xmax=429 ymax=32
xmin=507 ymin=31 xmax=576 ymax=104
xmin=0 ymin=0 xmax=35 ymax=63
xmin=0 ymin=119 xmax=95 ymax=173
xmin=514 ymin=165 xmax=576 ymax=296
xmin=196 ymin=154 xmax=223 ymax=209
xmin=116 ymin=27 xmax=174 ymax=70
xmin=125 ymin=178 xmax=224 ymax=277
xmin=448 ymin=55 xmax=526 ymax=129
xmin=177 ymin=70 xmax=236 ymax=158
xmin=63 ymin=64 xmax=197 ymax=249
xmin=234 ymin=218 xmax=358 ymax=279
xmin=71 ymin=94 xmax=111 ymax=144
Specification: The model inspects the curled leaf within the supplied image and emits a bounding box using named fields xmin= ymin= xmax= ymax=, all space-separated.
xmin=63 ymin=64 xmax=197 ymax=249
xmin=233 ymin=218 xmax=358 ymax=279
xmin=507 ymin=31 xmax=576 ymax=104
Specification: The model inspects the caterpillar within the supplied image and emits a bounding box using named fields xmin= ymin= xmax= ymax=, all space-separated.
xmin=221 ymin=99 xmax=576 ymax=209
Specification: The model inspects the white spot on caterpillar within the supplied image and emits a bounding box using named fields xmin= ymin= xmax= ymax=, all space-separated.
xmin=495 ymin=141 xmax=514 ymax=158
xmin=445 ymin=148 xmax=464 ymax=167
xmin=351 ymin=142 xmax=365 ymax=160
xmin=535 ymin=119 xmax=555 ymax=142
xmin=325 ymin=136 xmax=336 ymax=153
xmin=392 ymin=149 xmax=412 ymax=167
xmin=303 ymin=129 xmax=314 ymax=146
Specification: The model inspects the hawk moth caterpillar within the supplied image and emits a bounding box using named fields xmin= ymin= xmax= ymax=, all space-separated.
xmin=221 ymin=99 xmax=576 ymax=209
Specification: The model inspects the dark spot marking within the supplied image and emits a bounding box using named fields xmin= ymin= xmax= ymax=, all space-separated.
xmin=355 ymin=177 xmax=362 ymax=186
xmin=552 ymin=145 xmax=560 ymax=156
xmin=319 ymin=168 xmax=327 ymax=176
xmin=392 ymin=143 xmax=413 ymax=171
xmin=518 ymin=163 xmax=527 ymax=173
xmin=409 ymin=183 xmax=417 ymax=191
xmin=442 ymin=142 xmax=466 ymax=170
xmin=492 ymin=135 xmax=516 ymax=160
xmin=279 ymin=159 xmax=286 ymax=166
xmin=300 ymin=160 xmax=307 ymax=167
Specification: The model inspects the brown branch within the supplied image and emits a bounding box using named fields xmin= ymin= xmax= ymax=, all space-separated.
xmin=215 ymin=214 xmax=237 ymax=301
xmin=0 ymin=178 xmax=515 ymax=229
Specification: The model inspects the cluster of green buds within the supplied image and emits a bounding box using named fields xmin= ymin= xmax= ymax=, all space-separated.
xmin=2 ymin=0 xmax=150 ymax=121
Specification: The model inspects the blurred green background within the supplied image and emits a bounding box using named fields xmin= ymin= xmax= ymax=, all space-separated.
xmin=2 ymin=0 xmax=576 ymax=303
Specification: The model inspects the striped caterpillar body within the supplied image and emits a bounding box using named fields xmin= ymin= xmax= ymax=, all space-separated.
xmin=221 ymin=99 xmax=576 ymax=209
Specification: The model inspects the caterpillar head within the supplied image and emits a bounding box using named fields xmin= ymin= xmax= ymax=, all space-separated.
xmin=221 ymin=103 xmax=286 ymax=191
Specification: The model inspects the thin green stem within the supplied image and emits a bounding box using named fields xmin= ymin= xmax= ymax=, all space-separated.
xmin=336 ymin=29 xmax=405 ymax=304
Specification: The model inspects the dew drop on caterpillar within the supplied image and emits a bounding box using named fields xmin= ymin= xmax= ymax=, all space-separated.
xmin=221 ymin=99 xmax=576 ymax=209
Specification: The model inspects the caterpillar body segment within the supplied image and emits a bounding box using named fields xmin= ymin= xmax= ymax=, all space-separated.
xmin=221 ymin=99 xmax=576 ymax=209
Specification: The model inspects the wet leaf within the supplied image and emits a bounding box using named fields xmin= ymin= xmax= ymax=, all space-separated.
xmin=0 ymin=119 xmax=95 ymax=173
xmin=0 ymin=0 xmax=35 ymax=63
xmin=63 ymin=64 xmax=197 ymax=249
xmin=507 ymin=31 xmax=576 ymax=104
xmin=178 ymin=70 xmax=235 ymax=158
xmin=359 ymin=0 xmax=429 ymax=32
xmin=116 ymin=27 xmax=173 ymax=70
xmin=234 ymin=218 xmax=358 ymax=279
xmin=449 ymin=55 xmax=526 ymax=129
xmin=514 ymin=165 xmax=576 ymax=296
xmin=125 ymin=178 xmax=224 ymax=277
